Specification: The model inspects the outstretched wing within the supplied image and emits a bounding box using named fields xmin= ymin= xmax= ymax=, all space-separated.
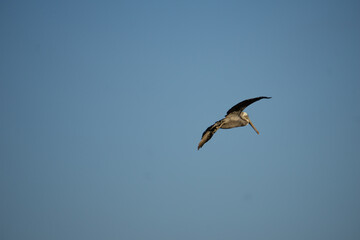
xmin=226 ymin=96 xmax=271 ymax=116
xmin=198 ymin=120 xmax=223 ymax=150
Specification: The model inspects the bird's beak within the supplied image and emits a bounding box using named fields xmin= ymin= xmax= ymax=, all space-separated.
xmin=249 ymin=119 xmax=259 ymax=134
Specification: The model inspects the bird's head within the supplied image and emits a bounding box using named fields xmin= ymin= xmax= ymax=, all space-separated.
xmin=240 ymin=112 xmax=259 ymax=134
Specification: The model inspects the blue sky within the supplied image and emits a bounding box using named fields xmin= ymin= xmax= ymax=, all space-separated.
xmin=1 ymin=0 xmax=360 ymax=239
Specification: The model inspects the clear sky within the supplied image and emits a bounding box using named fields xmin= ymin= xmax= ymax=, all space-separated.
xmin=1 ymin=0 xmax=360 ymax=239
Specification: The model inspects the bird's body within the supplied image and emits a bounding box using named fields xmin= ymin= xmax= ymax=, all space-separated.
xmin=219 ymin=112 xmax=248 ymax=129
xmin=198 ymin=96 xmax=271 ymax=150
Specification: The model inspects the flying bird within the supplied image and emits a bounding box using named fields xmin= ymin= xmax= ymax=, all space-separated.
xmin=198 ymin=96 xmax=271 ymax=150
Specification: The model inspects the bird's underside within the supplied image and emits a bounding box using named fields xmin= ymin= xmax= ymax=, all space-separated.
xmin=197 ymin=96 xmax=271 ymax=150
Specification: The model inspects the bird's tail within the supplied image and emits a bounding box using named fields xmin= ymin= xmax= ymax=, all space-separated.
xmin=198 ymin=119 xmax=223 ymax=150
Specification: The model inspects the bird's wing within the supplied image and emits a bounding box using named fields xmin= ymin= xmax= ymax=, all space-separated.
xmin=198 ymin=120 xmax=223 ymax=150
xmin=226 ymin=96 xmax=271 ymax=116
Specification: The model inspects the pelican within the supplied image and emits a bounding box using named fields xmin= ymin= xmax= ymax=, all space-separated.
xmin=198 ymin=96 xmax=271 ymax=150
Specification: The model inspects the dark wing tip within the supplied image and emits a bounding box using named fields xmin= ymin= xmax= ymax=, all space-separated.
xmin=226 ymin=96 xmax=271 ymax=115
xmin=255 ymin=96 xmax=272 ymax=99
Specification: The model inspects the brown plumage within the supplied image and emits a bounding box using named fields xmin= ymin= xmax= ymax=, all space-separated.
xmin=198 ymin=96 xmax=271 ymax=150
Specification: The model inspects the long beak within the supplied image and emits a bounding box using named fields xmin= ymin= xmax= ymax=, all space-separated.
xmin=249 ymin=120 xmax=259 ymax=134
